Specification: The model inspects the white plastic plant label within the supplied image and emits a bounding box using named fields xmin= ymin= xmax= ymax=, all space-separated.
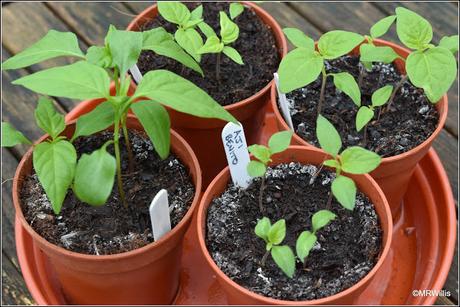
xmin=274 ymin=72 xmax=294 ymax=129
xmin=221 ymin=122 xmax=252 ymax=189
xmin=149 ymin=189 xmax=171 ymax=241
xmin=129 ymin=64 xmax=143 ymax=84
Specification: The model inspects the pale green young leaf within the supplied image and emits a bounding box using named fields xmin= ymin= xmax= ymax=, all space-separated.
xmin=247 ymin=160 xmax=267 ymax=178
xmin=73 ymin=141 xmax=115 ymax=206
xmin=323 ymin=159 xmax=340 ymax=169
xmin=134 ymin=70 xmax=236 ymax=123
xmin=332 ymin=72 xmax=361 ymax=107
xmin=131 ymin=100 xmax=171 ymax=160
xmin=372 ymin=85 xmax=393 ymax=107
xmin=271 ymin=245 xmax=296 ymax=278
xmin=106 ymin=28 xmax=143 ymax=77
xmin=34 ymin=97 xmax=65 ymax=139
xmin=198 ymin=22 xmax=217 ymax=38
xmin=341 ymin=146 xmax=381 ymax=174
xmin=33 ymin=140 xmax=77 ymax=214
xmin=318 ymin=30 xmax=364 ymax=59
xmin=268 ymin=219 xmax=286 ymax=245
xmin=86 ymin=46 xmax=112 ymax=68
xmin=439 ymin=35 xmax=459 ymax=54
xmin=268 ymin=130 xmax=293 ymax=154
xmin=2 ymin=30 xmax=84 ymax=70
xmin=72 ymin=101 xmax=114 ymax=141
xmin=370 ymin=15 xmax=396 ymax=38
xmin=359 ymin=44 xmax=400 ymax=63
xmin=316 ymin=115 xmax=342 ymax=157
xmin=331 ymin=175 xmax=356 ymax=210
xmin=356 ymin=107 xmax=374 ymax=132
xmin=278 ymin=48 xmax=323 ymax=93
xmin=12 ymin=61 xmax=110 ymax=100
xmin=183 ymin=18 xmax=203 ymax=29
xmin=312 ymin=209 xmax=336 ymax=232
xmin=395 ymin=7 xmax=433 ymax=50
xmin=248 ymin=144 xmax=271 ymax=164
xmin=142 ymin=27 xmax=203 ymax=76
xmin=1 ymin=122 xmax=31 ymax=147
xmin=283 ymin=28 xmax=315 ymax=50
xmin=220 ymin=11 xmax=239 ymax=44
xmin=175 ymin=28 xmax=203 ymax=62
xmin=157 ymin=2 xmax=190 ymax=25
xmin=255 ymin=217 xmax=271 ymax=242
xmin=406 ymin=47 xmax=457 ymax=103
xmin=296 ymin=231 xmax=316 ymax=264
xmin=197 ymin=36 xmax=224 ymax=54
xmin=230 ymin=2 xmax=245 ymax=20
xmin=222 ymin=46 xmax=244 ymax=64
xmin=190 ymin=5 xmax=203 ymax=20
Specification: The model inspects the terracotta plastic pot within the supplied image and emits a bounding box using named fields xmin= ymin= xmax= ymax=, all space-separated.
xmin=127 ymin=2 xmax=287 ymax=187
xmin=270 ymin=39 xmax=448 ymax=218
xmin=197 ymin=146 xmax=393 ymax=305
xmin=12 ymin=110 xmax=203 ymax=304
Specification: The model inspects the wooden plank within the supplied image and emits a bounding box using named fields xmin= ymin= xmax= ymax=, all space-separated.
xmin=2 ymin=150 xmax=20 ymax=250
xmin=1 ymin=256 xmax=34 ymax=305
xmin=433 ymin=130 xmax=459 ymax=200
xmin=442 ymin=240 xmax=459 ymax=304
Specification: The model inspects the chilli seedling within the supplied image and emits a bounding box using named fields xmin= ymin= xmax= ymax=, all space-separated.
xmin=246 ymin=131 xmax=293 ymax=213
xmin=229 ymin=2 xmax=245 ymax=20
xmin=316 ymin=115 xmax=381 ymax=210
xmin=255 ymin=217 xmax=296 ymax=278
xmin=278 ymin=28 xmax=364 ymax=114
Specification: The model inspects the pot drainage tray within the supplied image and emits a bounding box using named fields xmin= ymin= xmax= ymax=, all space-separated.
xmin=15 ymin=113 xmax=456 ymax=305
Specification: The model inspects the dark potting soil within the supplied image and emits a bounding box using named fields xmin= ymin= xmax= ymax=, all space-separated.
xmin=206 ymin=162 xmax=382 ymax=301
xmin=137 ymin=2 xmax=280 ymax=106
xmin=20 ymin=130 xmax=195 ymax=255
xmin=283 ymin=55 xmax=439 ymax=157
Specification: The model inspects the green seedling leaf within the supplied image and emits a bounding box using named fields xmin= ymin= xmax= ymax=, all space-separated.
xmin=318 ymin=30 xmax=364 ymax=59
xmin=183 ymin=18 xmax=203 ymax=29
xmin=331 ymin=175 xmax=356 ymax=210
xmin=86 ymin=46 xmax=112 ymax=68
xmin=131 ymin=100 xmax=171 ymax=160
xmin=372 ymin=85 xmax=393 ymax=107
xmin=278 ymin=48 xmax=323 ymax=93
xmin=312 ymin=209 xmax=336 ymax=232
xmin=197 ymin=36 xmax=224 ymax=54
xmin=268 ymin=130 xmax=293 ymax=154
xmin=406 ymin=47 xmax=457 ymax=103
xmin=134 ymin=70 xmax=237 ymax=123
xmin=72 ymin=101 xmax=114 ymax=141
xmin=13 ymin=61 xmax=110 ymax=100
xmin=230 ymin=2 xmax=245 ymax=20
xmin=255 ymin=217 xmax=271 ymax=242
xmin=323 ymin=159 xmax=340 ymax=169
xmin=1 ymin=122 xmax=32 ymax=147
xmin=271 ymin=245 xmax=295 ymax=278
xmin=106 ymin=27 xmax=143 ymax=77
xmin=283 ymin=28 xmax=315 ymax=50
xmin=157 ymin=1 xmax=190 ymax=25
xmin=190 ymin=5 xmax=203 ymax=20
xmin=142 ymin=27 xmax=203 ymax=76
xmin=247 ymin=160 xmax=267 ymax=178
xmin=370 ymin=15 xmax=396 ymax=38
xmin=296 ymin=231 xmax=317 ymax=264
xmin=395 ymin=7 xmax=433 ymax=50
xmin=222 ymin=46 xmax=244 ymax=64
xmin=35 ymin=97 xmax=65 ymax=139
xmin=316 ymin=115 xmax=342 ymax=157
xmin=198 ymin=22 xmax=217 ymax=38
xmin=33 ymin=140 xmax=77 ymax=214
xmin=175 ymin=28 xmax=203 ymax=62
xmin=356 ymin=107 xmax=374 ymax=132
xmin=220 ymin=11 xmax=239 ymax=44
xmin=73 ymin=141 xmax=116 ymax=206
xmin=341 ymin=146 xmax=381 ymax=174
xmin=332 ymin=72 xmax=361 ymax=107
xmin=268 ymin=219 xmax=286 ymax=245
xmin=439 ymin=35 xmax=459 ymax=54
xmin=2 ymin=30 xmax=84 ymax=70
xmin=359 ymin=44 xmax=400 ymax=64
xmin=248 ymin=144 xmax=271 ymax=164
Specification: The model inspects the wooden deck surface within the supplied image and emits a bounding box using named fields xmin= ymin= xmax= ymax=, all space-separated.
xmin=1 ymin=1 xmax=458 ymax=305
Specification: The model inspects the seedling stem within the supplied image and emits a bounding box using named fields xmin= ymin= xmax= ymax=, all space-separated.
xmin=318 ymin=66 xmax=328 ymax=115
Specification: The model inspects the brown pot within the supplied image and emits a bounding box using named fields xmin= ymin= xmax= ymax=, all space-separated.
xmin=127 ymin=2 xmax=287 ymax=187
xmin=196 ymin=146 xmax=393 ymax=305
xmin=12 ymin=112 xmax=203 ymax=304
xmin=270 ymin=39 xmax=448 ymax=218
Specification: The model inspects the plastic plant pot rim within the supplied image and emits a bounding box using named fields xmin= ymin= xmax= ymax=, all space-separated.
xmin=196 ymin=145 xmax=393 ymax=305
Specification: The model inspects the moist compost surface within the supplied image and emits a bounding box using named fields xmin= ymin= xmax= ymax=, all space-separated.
xmin=206 ymin=162 xmax=382 ymax=301
xmin=137 ymin=2 xmax=280 ymax=106
xmin=283 ymin=56 xmax=439 ymax=157
xmin=20 ymin=131 xmax=195 ymax=255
